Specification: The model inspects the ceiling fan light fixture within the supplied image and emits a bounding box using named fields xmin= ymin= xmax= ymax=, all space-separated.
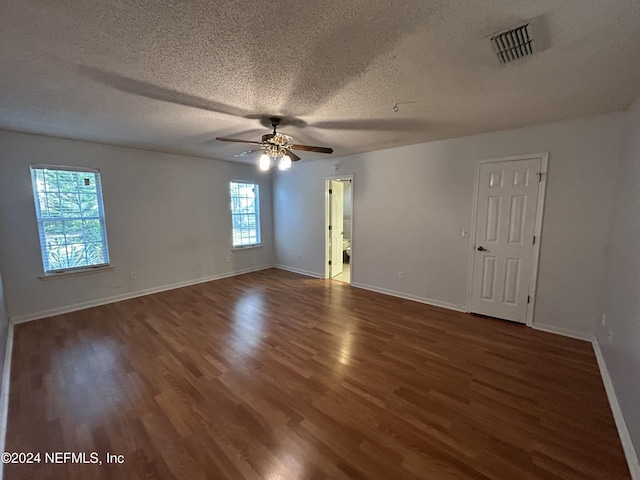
xmin=217 ymin=116 xmax=334 ymax=168
xmin=259 ymin=153 xmax=271 ymax=171
xmin=279 ymin=155 xmax=292 ymax=171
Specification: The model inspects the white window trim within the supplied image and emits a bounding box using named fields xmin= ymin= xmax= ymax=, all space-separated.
xmin=231 ymin=245 xmax=263 ymax=251
xmin=38 ymin=265 xmax=114 ymax=280
xmin=30 ymin=164 xmax=111 ymax=274
xmin=229 ymin=180 xmax=262 ymax=248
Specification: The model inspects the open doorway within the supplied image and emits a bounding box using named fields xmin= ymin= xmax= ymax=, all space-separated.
xmin=325 ymin=176 xmax=353 ymax=283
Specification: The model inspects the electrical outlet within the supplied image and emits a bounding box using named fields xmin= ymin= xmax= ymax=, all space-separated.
xmin=297 ymin=253 xmax=301 ymax=260
xmin=601 ymin=314 xmax=606 ymax=326
xmin=398 ymin=271 xmax=404 ymax=279
xmin=129 ymin=271 xmax=136 ymax=280
xmin=225 ymin=256 xmax=230 ymax=263
xmin=461 ymin=228 xmax=469 ymax=238
xmin=608 ymin=328 xmax=613 ymax=344
xmin=197 ymin=261 xmax=202 ymax=269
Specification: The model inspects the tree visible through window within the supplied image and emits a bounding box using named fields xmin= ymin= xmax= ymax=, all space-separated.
xmin=230 ymin=181 xmax=261 ymax=247
xmin=30 ymin=165 xmax=110 ymax=273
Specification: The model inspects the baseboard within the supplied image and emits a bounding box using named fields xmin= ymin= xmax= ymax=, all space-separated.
xmin=592 ymin=339 xmax=640 ymax=480
xmin=10 ymin=265 xmax=274 ymax=324
xmin=531 ymin=323 xmax=594 ymax=342
xmin=274 ymin=265 xmax=324 ymax=279
xmin=275 ymin=268 xmax=468 ymax=314
xmin=0 ymin=321 xmax=14 ymax=480
xmin=351 ymin=282 xmax=466 ymax=312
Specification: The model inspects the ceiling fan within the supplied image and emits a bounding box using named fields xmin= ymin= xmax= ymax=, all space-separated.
xmin=216 ymin=117 xmax=333 ymax=171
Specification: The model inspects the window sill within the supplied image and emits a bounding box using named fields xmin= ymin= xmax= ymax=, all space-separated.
xmin=38 ymin=265 xmax=114 ymax=280
xmin=232 ymin=244 xmax=262 ymax=251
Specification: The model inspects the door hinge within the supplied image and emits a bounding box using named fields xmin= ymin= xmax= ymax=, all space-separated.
xmin=533 ymin=236 xmax=536 ymax=245
xmin=537 ymin=172 xmax=543 ymax=182
xmin=527 ymin=295 xmax=531 ymax=304
xmin=328 ymin=225 xmax=332 ymax=231
xmin=329 ymin=189 xmax=333 ymax=194
xmin=328 ymin=260 xmax=332 ymax=265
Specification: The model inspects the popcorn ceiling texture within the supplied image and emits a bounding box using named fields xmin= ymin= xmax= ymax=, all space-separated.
xmin=0 ymin=0 xmax=639 ymax=162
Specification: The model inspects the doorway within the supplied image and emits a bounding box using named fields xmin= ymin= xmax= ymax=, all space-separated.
xmin=325 ymin=176 xmax=353 ymax=283
xmin=468 ymin=154 xmax=548 ymax=325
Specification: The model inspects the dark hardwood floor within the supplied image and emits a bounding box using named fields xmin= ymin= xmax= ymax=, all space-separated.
xmin=5 ymin=268 xmax=630 ymax=479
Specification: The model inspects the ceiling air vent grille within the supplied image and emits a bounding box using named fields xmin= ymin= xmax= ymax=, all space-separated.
xmin=490 ymin=23 xmax=534 ymax=64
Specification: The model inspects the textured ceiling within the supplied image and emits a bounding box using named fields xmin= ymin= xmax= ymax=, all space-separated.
xmin=1 ymin=0 xmax=640 ymax=164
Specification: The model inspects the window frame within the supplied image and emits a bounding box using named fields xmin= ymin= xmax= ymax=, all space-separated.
xmin=30 ymin=164 xmax=111 ymax=275
xmin=229 ymin=180 xmax=262 ymax=249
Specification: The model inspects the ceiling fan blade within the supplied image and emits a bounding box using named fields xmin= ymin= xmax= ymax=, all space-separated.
xmin=287 ymin=150 xmax=301 ymax=162
xmin=234 ymin=148 xmax=264 ymax=157
xmin=216 ymin=137 xmax=263 ymax=145
xmin=290 ymin=144 xmax=333 ymax=154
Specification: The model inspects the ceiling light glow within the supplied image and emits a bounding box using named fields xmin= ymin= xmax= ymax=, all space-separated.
xmin=259 ymin=154 xmax=271 ymax=171
xmin=279 ymin=155 xmax=292 ymax=171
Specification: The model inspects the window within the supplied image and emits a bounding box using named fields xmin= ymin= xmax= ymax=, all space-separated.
xmin=30 ymin=165 xmax=110 ymax=273
xmin=230 ymin=181 xmax=261 ymax=247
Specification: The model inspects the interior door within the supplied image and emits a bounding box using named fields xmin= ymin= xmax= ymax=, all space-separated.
xmin=330 ymin=180 xmax=344 ymax=278
xmin=471 ymin=158 xmax=541 ymax=323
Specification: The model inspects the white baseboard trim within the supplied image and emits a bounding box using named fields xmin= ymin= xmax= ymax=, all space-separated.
xmin=274 ymin=265 xmax=324 ymax=279
xmin=531 ymin=323 xmax=594 ymax=342
xmin=10 ymin=265 xmax=274 ymax=324
xmin=0 ymin=321 xmax=14 ymax=480
xmin=351 ymin=282 xmax=466 ymax=313
xmin=593 ymin=339 xmax=640 ymax=480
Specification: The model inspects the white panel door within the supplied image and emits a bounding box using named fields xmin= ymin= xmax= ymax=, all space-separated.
xmin=471 ymin=158 xmax=541 ymax=323
xmin=330 ymin=180 xmax=344 ymax=278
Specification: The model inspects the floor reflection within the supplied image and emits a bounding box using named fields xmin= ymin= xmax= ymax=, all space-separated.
xmin=338 ymin=330 xmax=354 ymax=367
xmin=265 ymin=447 xmax=305 ymax=480
xmin=230 ymin=289 xmax=266 ymax=356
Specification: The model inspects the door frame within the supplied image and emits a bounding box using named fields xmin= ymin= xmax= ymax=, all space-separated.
xmin=466 ymin=153 xmax=549 ymax=327
xmin=324 ymin=174 xmax=354 ymax=280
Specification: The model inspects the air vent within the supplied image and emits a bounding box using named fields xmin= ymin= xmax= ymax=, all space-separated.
xmin=490 ymin=23 xmax=534 ymax=64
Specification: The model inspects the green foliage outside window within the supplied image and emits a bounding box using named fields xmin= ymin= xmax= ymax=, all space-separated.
xmin=31 ymin=166 xmax=110 ymax=272
xmin=230 ymin=181 xmax=260 ymax=247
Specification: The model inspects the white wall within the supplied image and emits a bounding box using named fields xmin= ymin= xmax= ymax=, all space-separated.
xmin=274 ymin=112 xmax=625 ymax=337
xmin=598 ymin=93 xmax=640 ymax=467
xmin=0 ymin=130 xmax=275 ymax=320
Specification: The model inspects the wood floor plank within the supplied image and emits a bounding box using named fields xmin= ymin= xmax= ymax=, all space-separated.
xmin=5 ymin=268 xmax=631 ymax=479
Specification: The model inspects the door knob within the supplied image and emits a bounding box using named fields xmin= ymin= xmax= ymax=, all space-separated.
xmin=477 ymin=246 xmax=488 ymax=252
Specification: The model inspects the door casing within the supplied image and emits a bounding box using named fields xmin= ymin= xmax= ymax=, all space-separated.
xmin=330 ymin=180 xmax=344 ymax=277
xmin=324 ymin=174 xmax=354 ymax=280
